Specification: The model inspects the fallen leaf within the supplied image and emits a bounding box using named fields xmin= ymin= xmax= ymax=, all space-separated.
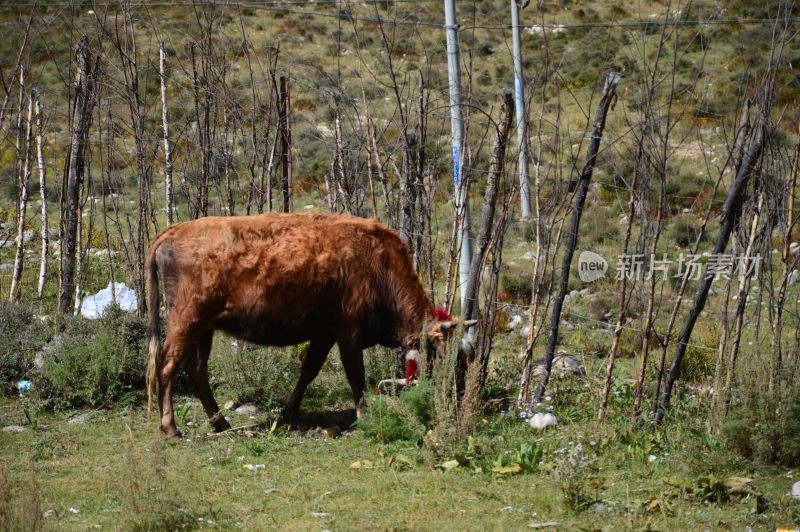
xmin=439 ymin=460 xmax=460 ymax=471
xmin=491 ymin=464 xmax=522 ymax=475
xmin=528 ymin=521 xmax=560 ymax=529
xmin=350 ymin=460 xmax=374 ymax=469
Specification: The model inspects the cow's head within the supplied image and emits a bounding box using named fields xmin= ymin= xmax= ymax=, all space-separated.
xmin=402 ymin=307 xmax=476 ymax=381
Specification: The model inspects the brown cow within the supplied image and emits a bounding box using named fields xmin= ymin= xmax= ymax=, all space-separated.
xmin=145 ymin=213 xmax=465 ymax=437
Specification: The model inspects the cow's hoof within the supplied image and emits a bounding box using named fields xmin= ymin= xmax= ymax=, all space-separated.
xmin=161 ymin=426 xmax=183 ymax=439
xmin=213 ymin=420 xmax=232 ymax=433
xmin=210 ymin=413 xmax=232 ymax=433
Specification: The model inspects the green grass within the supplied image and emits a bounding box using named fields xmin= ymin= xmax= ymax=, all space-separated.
xmin=2 ymin=355 xmax=799 ymax=530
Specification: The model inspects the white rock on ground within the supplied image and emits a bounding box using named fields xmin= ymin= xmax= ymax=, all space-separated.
xmin=530 ymin=352 xmax=586 ymax=379
xmin=791 ymin=481 xmax=800 ymax=500
xmin=2 ymin=425 xmax=28 ymax=433
xmin=234 ymin=404 xmax=258 ymax=416
xmin=528 ymin=413 xmax=557 ymax=430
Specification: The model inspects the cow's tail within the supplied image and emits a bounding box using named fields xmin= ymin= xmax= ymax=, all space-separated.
xmin=145 ymin=245 xmax=161 ymax=423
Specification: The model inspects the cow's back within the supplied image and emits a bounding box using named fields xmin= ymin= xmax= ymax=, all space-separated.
xmin=151 ymin=214 xmax=415 ymax=347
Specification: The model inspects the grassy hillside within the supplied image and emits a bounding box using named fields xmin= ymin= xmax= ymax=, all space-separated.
xmin=1 ymin=1 xmax=800 ymax=529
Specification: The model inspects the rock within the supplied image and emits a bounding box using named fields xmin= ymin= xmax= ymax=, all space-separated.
xmin=792 ymin=481 xmax=800 ymax=500
xmin=67 ymin=412 xmax=93 ymax=425
xmin=47 ymin=228 xmax=60 ymax=239
xmin=592 ymin=502 xmax=608 ymax=514
xmin=508 ymin=315 xmax=524 ymax=331
xmin=521 ymin=251 xmax=535 ymax=261
xmin=520 ymin=325 xmax=531 ymax=338
xmin=43 ymin=509 xmax=57 ymax=519
xmin=2 ymin=425 xmax=28 ymax=433
xmin=17 ymin=230 xmax=35 ymax=243
xmin=0 ymin=264 xmax=13 ymax=272
xmin=789 ymin=270 xmax=799 ymax=287
xmin=568 ymin=289 xmax=579 ymax=299
xmin=234 ymin=404 xmax=259 ymax=416
xmin=619 ymin=215 xmax=630 ymax=225
xmin=378 ymin=378 xmax=409 ymax=395
xmin=530 ymin=352 xmax=585 ymax=380
xmin=527 ymin=413 xmax=557 ymax=430
xmin=790 ymin=242 xmax=800 ymax=255
xmin=35 ymin=333 xmax=65 ymax=369
xmin=223 ymin=400 xmax=238 ymax=411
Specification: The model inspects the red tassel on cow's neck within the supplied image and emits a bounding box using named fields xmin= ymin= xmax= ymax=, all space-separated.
xmin=433 ymin=307 xmax=452 ymax=321
xmin=405 ymin=350 xmax=419 ymax=382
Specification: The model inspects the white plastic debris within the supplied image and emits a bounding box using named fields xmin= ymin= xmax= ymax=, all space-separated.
xmin=527 ymin=413 xmax=557 ymax=430
xmin=80 ymin=281 xmax=137 ymax=319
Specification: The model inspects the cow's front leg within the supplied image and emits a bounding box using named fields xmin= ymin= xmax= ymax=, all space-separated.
xmin=185 ymin=330 xmax=231 ymax=433
xmin=283 ymin=338 xmax=335 ymax=422
xmin=338 ymin=342 xmax=366 ymax=418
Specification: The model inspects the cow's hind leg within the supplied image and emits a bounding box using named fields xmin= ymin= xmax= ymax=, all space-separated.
xmin=185 ymin=330 xmax=231 ymax=433
xmin=338 ymin=342 xmax=367 ymax=418
xmin=158 ymin=330 xmax=195 ymax=438
xmin=283 ymin=338 xmax=335 ymax=422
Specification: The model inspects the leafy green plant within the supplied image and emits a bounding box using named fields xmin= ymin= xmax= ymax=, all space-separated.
xmin=0 ymin=302 xmax=52 ymax=394
xmin=491 ymin=442 xmax=542 ymax=475
xmin=38 ymin=306 xmax=147 ymax=408
xmin=357 ymin=395 xmax=417 ymax=443
xmin=213 ymin=344 xmax=300 ymax=410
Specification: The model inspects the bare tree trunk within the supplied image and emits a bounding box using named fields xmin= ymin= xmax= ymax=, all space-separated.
xmin=190 ymin=44 xmax=208 ymax=218
xmin=597 ymin=165 xmax=639 ymax=421
xmin=159 ymin=41 xmax=174 ymax=225
xmin=333 ymin=107 xmax=351 ymax=213
xmin=771 ymin=128 xmax=800 ymax=394
xmin=462 ymin=90 xmax=514 ymax=326
xmin=73 ymin=205 xmax=83 ymax=315
xmin=0 ymin=11 xmax=32 ymax=135
xmin=655 ymin=122 xmax=766 ymax=425
xmin=279 ymin=76 xmax=292 ymax=213
xmin=532 ymin=72 xmax=621 ymax=405
xmin=721 ymin=191 xmax=765 ymax=417
xmin=34 ymin=90 xmax=47 ymax=299
xmin=9 ymin=88 xmax=33 ymax=302
xmin=59 ymin=35 xmax=96 ymax=316
xmin=651 ymin=99 xmax=752 ymax=420
xmin=368 ymin=117 xmax=391 ymax=224
xmin=399 ymin=130 xmax=418 ymax=252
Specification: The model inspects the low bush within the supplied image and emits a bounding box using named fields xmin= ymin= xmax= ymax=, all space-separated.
xmin=38 ymin=306 xmax=147 ymax=408
xmin=357 ymin=381 xmax=433 ymax=443
xmin=723 ymin=386 xmax=800 ymax=467
xmin=0 ymin=303 xmax=52 ymax=394
xmin=212 ymin=343 xmax=300 ymax=411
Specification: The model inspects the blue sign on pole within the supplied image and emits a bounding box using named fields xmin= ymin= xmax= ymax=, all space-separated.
xmin=452 ymin=144 xmax=460 ymax=186
xmin=515 ymin=75 xmax=523 ymax=105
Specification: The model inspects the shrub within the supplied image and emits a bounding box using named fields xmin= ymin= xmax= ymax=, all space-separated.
xmin=365 ymin=347 xmax=402 ymax=388
xmin=357 ymin=396 xmax=417 ymax=443
xmin=0 ymin=303 xmax=52 ymax=394
xmin=722 ymin=386 xmax=800 ymax=467
xmin=668 ymin=216 xmax=705 ymax=247
xmin=358 ymin=382 xmax=433 ymax=443
xmin=501 ymin=270 xmax=532 ymax=305
xmin=679 ymin=323 xmax=718 ymax=383
xmin=212 ymin=343 xmax=300 ymax=410
xmin=38 ymin=306 xmax=147 ymax=408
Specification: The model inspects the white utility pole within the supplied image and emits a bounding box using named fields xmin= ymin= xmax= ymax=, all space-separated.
xmin=511 ymin=0 xmax=531 ymax=220
xmin=444 ymin=0 xmax=473 ymax=317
